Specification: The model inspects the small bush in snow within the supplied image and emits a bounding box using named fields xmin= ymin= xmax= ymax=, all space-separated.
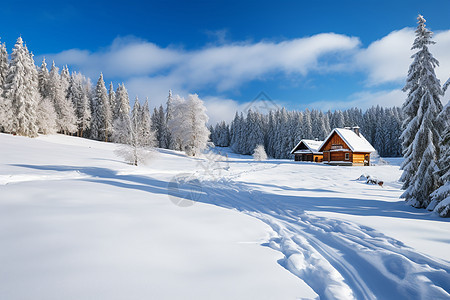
xmin=253 ymin=145 xmax=267 ymax=161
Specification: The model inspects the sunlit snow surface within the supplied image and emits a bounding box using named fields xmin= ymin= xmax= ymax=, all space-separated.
xmin=0 ymin=133 xmax=449 ymax=300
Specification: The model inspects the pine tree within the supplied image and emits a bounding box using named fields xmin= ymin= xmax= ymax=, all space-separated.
xmin=1 ymin=37 xmax=39 ymax=137
xmin=167 ymin=94 xmax=185 ymax=151
xmin=108 ymin=82 xmax=116 ymax=120
xmin=38 ymin=58 xmax=50 ymax=99
xmin=0 ymin=39 xmax=9 ymax=131
xmin=0 ymin=39 xmax=7 ymax=88
xmin=91 ymin=73 xmax=112 ymax=141
xmin=48 ymin=62 xmax=77 ymax=134
xmin=429 ymin=81 xmax=450 ymax=217
xmin=165 ymin=90 xmax=175 ymax=149
xmin=151 ymin=104 xmax=168 ymax=148
xmin=112 ymin=83 xmax=131 ymax=143
xmin=68 ymin=72 xmax=91 ymax=137
xmin=139 ymin=98 xmax=157 ymax=147
xmin=400 ymin=15 xmax=444 ymax=208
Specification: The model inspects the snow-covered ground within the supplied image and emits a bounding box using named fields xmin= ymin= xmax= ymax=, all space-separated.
xmin=0 ymin=133 xmax=449 ymax=299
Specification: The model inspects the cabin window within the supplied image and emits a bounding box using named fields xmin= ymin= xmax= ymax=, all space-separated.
xmin=345 ymin=153 xmax=350 ymax=160
xmin=331 ymin=144 xmax=343 ymax=150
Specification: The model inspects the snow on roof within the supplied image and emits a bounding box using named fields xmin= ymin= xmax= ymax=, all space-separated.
xmin=319 ymin=128 xmax=375 ymax=153
xmin=290 ymin=139 xmax=324 ymax=154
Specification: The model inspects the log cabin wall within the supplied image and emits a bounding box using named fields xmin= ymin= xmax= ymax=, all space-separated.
xmin=321 ymin=132 xmax=350 ymax=151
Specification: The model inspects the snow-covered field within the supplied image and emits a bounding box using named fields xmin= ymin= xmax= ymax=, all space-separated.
xmin=0 ymin=133 xmax=449 ymax=299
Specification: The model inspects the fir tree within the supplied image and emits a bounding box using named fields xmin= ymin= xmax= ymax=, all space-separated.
xmin=68 ymin=72 xmax=91 ymax=137
xmin=139 ymin=97 xmax=157 ymax=147
xmin=2 ymin=37 xmax=39 ymax=137
xmin=165 ymin=90 xmax=175 ymax=149
xmin=429 ymin=82 xmax=450 ymax=217
xmin=112 ymin=83 xmax=131 ymax=143
xmin=49 ymin=62 xmax=77 ymax=134
xmin=400 ymin=15 xmax=444 ymax=208
xmin=91 ymin=73 xmax=112 ymax=141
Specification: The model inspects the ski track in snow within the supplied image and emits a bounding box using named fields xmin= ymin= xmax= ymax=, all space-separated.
xmin=185 ymin=163 xmax=450 ymax=300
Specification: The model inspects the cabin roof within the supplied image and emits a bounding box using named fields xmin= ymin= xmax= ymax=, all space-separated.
xmin=290 ymin=139 xmax=323 ymax=154
xmin=318 ymin=128 xmax=375 ymax=153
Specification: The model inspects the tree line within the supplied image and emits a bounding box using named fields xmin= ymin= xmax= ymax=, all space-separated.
xmin=0 ymin=37 xmax=210 ymax=163
xmin=209 ymin=106 xmax=403 ymax=159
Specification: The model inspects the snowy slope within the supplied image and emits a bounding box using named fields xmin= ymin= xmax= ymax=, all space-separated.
xmin=1 ymin=133 xmax=449 ymax=300
xmin=0 ymin=133 xmax=316 ymax=300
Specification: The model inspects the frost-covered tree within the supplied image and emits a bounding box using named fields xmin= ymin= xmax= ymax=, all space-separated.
xmin=152 ymin=104 xmax=168 ymax=148
xmin=212 ymin=121 xmax=230 ymax=147
xmin=48 ymin=62 xmax=77 ymax=134
xmin=1 ymin=37 xmax=39 ymax=136
xmin=38 ymin=58 xmax=50 ymax=99
xmin=253 ymin=144 xmax=267 ymax=161
xmin=165 ymin=90 xmax=175 ymax=149
xmin=90 ymin=73 xmax=112 ymax=141
xmin=400 ymin=15 xmax=444 ymax=208
xmin=112 ymin=83 xmax=131 ymax=143
xmin=0 ymin=40 xmax=7 ymax=88
xmin=429 ymin=82 xmax=450 ymax=217
xmin=168 ymin=94 xmax=209 ymax=156
xmin=0 ymin=40 xmax=9 ymax=131
xmin=68 ymin=72 xmax=91 ymax=137
xmin=167 ymin=94 xmax=185 ymax=151
xmin=108 ymin=82 xmax=116 ymax=120
xmin=139 ymin=97 xmax=157 ymax=147
xmin=36 ymin=97 xmax=58 ymax=134
xmin=181 ymin=94 xmax=210 ymax=156
xmin=115 ymin=98 xmax=156 ymax=166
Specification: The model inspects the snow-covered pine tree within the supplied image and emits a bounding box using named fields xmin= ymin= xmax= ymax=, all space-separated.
xmin=112 ymin=83 xmax=131 ymax=143
xmin=429 ymin=80 xmax=450 ymax=217
xmin=1 ymin=37 xmax=39 ymax=137
xmin=38 ymin=58 xmax=50 ymax=98
xmin=167 ymin=94 xmax=185 ymax=151
xmin=35 ymin=58 xmax=57 ymax=134
xmin=213 ymin=121 xmax=230 ymax=147
xmin=91 ymin=73 xmax=112 ymax=141
xmin=151 ymin=104 xmax=168 ymax=148
xmin=253 ymin=144 xmax=268 ymax=161
xmin=0 ymin=40 xmax=7 ymax=88
xmin=0 ymin=39 xmax=9 ymax=132
xmin=400 ymin=15 xmax=444 ymax=208
xmin=139 ymin=97 xmax=157 ymax=147
xmin=108 ymin=82 xmax=116 ymax=120
xmin=68 ymin=72 xmax=91 ymax=137
xmin=165 ymin=90 xmax=175 ymax=149
xmin=48 ymin=62 xmax=77 ymax=134
xmin=60 ymin=65 xmax=71 ymax=97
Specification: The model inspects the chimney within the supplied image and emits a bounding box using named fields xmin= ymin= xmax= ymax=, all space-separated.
xmin=352 ymin=126 xmax=360 ymax=136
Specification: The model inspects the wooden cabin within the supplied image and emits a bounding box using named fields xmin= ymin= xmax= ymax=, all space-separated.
xmin=290 ymin=139 xmax=323 ymax=162
xmin=318 ymin=127 xmax=375 ymax=166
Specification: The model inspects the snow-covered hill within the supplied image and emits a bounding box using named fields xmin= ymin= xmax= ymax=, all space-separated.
xmin=0 ymin=133 xmax=449 ymax=299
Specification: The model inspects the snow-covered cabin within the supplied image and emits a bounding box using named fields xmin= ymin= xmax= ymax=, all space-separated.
xmin=290 ymin=139 xmax=324 ymax=162
xmin=318 ymin=127 xmax=375 ymax=166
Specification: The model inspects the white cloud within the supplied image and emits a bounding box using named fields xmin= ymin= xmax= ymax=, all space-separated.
xmin=40 ymin=33 xmax=360 ymax=93
xmin=356 ymin=28 xmax=450 ymax=86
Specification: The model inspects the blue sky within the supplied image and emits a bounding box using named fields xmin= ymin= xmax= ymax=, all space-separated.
xmin=1 ymin=1 xmax=449 ymax=123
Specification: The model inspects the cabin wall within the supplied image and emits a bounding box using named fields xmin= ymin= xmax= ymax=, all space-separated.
xmin=321 ymin=132 xmax=350 ymax=151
